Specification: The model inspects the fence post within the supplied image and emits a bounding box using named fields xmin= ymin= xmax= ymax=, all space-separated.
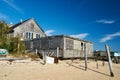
xmin=105 ymin=45 xmax=114 ymax=77
xmin=84 ymin=43 xmax=87 ymax=71
xmin=36 ymin=49 xmax=38 ymax=55
xmin=57 ymin=47 xmax=59 ymax=58
xmin=42 ymin=50 xmax=46 ymax=65
xmin=115 ymin=56 xmax=118 ymax=64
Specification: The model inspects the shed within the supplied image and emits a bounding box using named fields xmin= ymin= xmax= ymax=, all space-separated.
xmin=25 ymin=35 xmax=93 ymax=58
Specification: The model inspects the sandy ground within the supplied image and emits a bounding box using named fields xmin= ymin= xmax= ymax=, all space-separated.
xmin=0 ymin=59 xmax=120 ymax=80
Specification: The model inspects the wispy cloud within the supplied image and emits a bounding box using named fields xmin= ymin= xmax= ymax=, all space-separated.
xmin=70 ymin=33 xmax=88 ymax=39
xmin=2 ymin=0 xmax=23 ymax=14
xmin=45 ymin=30 xmax=55 ymax=36
xmin=100 ymin=32 xmax=120 ymax=42
xmin=0 ymin=13 xmax=8 ymax=20
xmin=96 ymin=19 xmax=115 ymax=24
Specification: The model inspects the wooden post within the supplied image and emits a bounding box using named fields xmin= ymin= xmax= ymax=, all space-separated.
xmin=96 ymin=62 xmax=98 ymax=69
xmin=36 ymin=49 xmax=38 ymax=55
xmin=102 ymin=60 xmax=105 ymax=66
xmin=105 ymin=45 xmax=114 ymax=77
xmin=95 ymin=54 xmax=99 ymax=68
xmin=57 ymin=47 xmax=59 ymax=58
xmin=115 ymin=56 xmax=118 ymax=64
xmin=42 ymin=50 xmax=46 ymax=65
xmin=18 ymin=43 xmax=19 ymax=54
xmin=72 ymin=51 xmax=74 ymax=62
xmin=84 ymin=43 xmax=87 ymax=71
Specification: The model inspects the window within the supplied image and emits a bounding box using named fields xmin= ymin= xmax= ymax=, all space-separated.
xmin=38 ymin=34 xmax=40 ymax=38
xmin=36 ymin=34 xmax=38 ymax=39
xmin=81 ymin=42 xmax=86 ymax=51
xmin=81 ymin=42 xmax=83 ymax=46
xmin=26 ymin=32 xmax=33 ymax=40
xmin=31 ymin=23 xmax=34 ymax=29
xmin=29 ymin=33 xmax=31 ymax=39
xmin=31 ymin=33 xmax=33 ymax=39
xmin=36 ymin=34 xmax=40 ymax=39
xmin=26 ymin=32 xmax=28 ymax=38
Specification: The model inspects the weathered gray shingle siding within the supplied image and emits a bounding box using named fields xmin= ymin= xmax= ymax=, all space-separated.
xmin=24 ymin=38 xmax=63 ymax=57
xmin=9 ymin=18 xmax=46 ymax=40
xmin=24 ymin=35 xmax=93 ymax=58
xmin=63 ymin=36 xmax=93 ymax=58
xmin=40 ymin=37 xmax=64 ymax=50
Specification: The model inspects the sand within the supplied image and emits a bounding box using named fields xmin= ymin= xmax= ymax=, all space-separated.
xmin=0 ymin=59 xmax=120 ymax=80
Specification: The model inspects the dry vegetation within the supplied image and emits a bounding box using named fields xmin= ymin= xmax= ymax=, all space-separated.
xmin=8 ymin=53 xmax=40 ymax=61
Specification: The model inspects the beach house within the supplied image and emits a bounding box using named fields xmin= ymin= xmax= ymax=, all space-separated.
xmin=8 ymin=18 xmax=46 ymax=41
xmin=8 ymin=18 xmax=93 ymax=58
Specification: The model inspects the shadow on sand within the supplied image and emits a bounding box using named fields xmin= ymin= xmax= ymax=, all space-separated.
xmin=67 ymin=62 xmax=110 ymax=77
xmin=113 ymin=65 xmax=120 ymax=69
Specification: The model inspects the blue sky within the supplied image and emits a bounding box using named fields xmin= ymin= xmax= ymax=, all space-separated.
xmin=0 ymin=0 xmax=120 ymax=52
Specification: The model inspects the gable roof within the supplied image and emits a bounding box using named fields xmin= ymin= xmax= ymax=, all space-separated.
xmin=10 ymin=18 xmax=30 ymax=29
xmin=10 ymin=18 xmax=46 ymax=35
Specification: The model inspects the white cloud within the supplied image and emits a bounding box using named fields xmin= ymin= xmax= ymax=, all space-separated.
xmin=45 ymin=30 xmax=55 ymax=36
xmin=100 ymin=32 xmax=120 ymax=42
xmin=96 ymin=19 xmax=115 ymax=24
xmin=2 ymin=0 xmax=23 ymax=14
xmin=0 ymin=13 xmax=8 ymax=20
xmin=70 ymin=33 xmax=88 ymax=39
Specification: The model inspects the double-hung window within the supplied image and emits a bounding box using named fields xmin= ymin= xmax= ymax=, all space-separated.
xmin=36 ymin=34 xmax=40 ymax=39
xmin=26 ymin=32 xmax=33 ymax=40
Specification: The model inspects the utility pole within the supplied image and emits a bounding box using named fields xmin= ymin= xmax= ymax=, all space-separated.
xmin=105 ymin=45 xmax=114 ymax=77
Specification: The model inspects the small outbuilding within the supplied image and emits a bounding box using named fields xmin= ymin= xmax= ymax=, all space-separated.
xmin=25 ymin=35 xmax=93 ymax=58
